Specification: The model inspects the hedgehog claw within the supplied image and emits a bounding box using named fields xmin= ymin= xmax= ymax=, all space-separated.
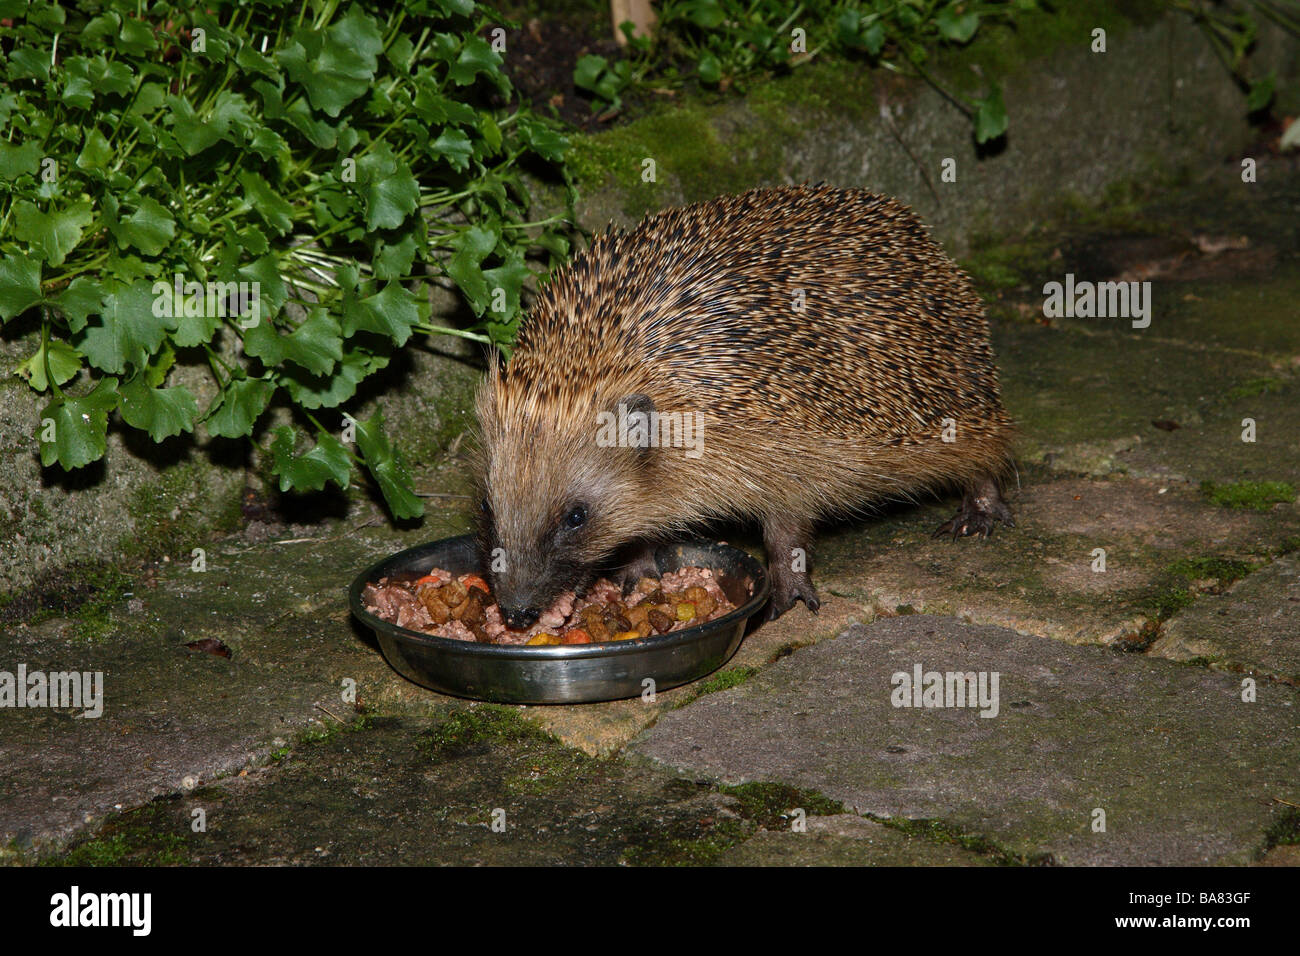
xmin=766 ymin=576 xmax=821 ymax=621
xmin=935 ymin=479 xmax=1015 ymax=541
xmin=614 ymin=541 xmax=662 ymax=595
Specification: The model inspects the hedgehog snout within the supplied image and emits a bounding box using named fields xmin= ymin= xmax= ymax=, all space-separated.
xmin=500 ymin=604 xmax=541 ymax=631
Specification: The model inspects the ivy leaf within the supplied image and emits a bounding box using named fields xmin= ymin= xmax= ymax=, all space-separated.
xmin=39 ymin=376 xmax=120 ymax=470
xmin=444 ymin=225 xmax=498 ymax=315
xmin=118 ymin=16 xmax=159 ymax=55
xmin=77 ymin=128 xmax=115 ymax=171
xmin=237 ymin=170 xmax=296 ymax=235
xmin=238 ymin=254 xmax=289 ymax=320
xmin=936 ymin=6 xmax=981 ymax=44
xmin=279 ymin=9 xmax=384 ymax=117
xmin=114 ymin=197 xmax=177 ymax=257
xmin=77 ymin=280 xmax=171 ymax=374
xmin=515 ymin=116 xmax=569 ymax=163
xmin=1246 ymin=73 xmax=1275 ymax=112
xmin=430 ymin=128 xmax=473 ymax=171
xmin=973 ymin=86 xmax=1008 ymax=144
xmin=12 ymin=199 xmax=94 ymax=266
xmin=353 ymin=410 xmax=422 ymax=519
xmin=50 ymin=277 xmax=104 ymax=333
xmin=0 ymin=141 xmax=43 ymax=181
xmin=697 ymin=53 xmax=722 ymax=86
xmin=61 ymin=57 xmax=96 ymax=109
xmin=7 ymin=47 xmax=50 ymax=83
xmin=342 ymin=281 xmax=423 ymax=346
xmin=482 ymin=251 xmax=532 ymax=321
xmin=448 ymin=36 xmax=503 ymax=86
xmin=269 ymin=424 xmax=352 ymax=492
xmin=574 ymin=55 xmax=609 ymax=93
xmin=167 ymin=94 xmax=223 ymax=155
xmin=0 ymin=254 xmax=43 ymax=322
xmin=373 ymin=232 xmax=420 ymax=280
xmin=18 ymin=338 xmax=82 ymax=392
xmin=356 ymin=145 xmax=419 ymax=230
xmin=204 ymin=377 xmax=275 ymax=439
xmin=280 ymin=346 xmax=389 ymax=409
xmin=243 ymin=307 xmax=342 ymax=376
xmin=118 ymin=373 xmax=198 ymax=441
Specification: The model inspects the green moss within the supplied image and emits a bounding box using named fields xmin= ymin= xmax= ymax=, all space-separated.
xmin=721 ymin=782 xmax=845 ymax=830
xmin=869 ymin=815 xmax=1037 ymax=866
xmin=0 ymin=560 xmax=135 ymax=639
xmin=69 ymin=565 xmax=136 ymax=642
xmin=623 ymin=780 xmax=847 ymax=865
xmin=569 ymin=99 xmax=790 ymax=218
xmin=268 ymin=710 xmax=381 ymax=763
xmin=1136 ymin=556 xmax=1256 ymax=627
xmin=623 ymin=817 xmax=755 ymax=866
xmin=925 ymin=0 xmax=1165 ymax=100
xmin=1224 ymin=377 xmax=1285 ymax=402
xmin=960 ymin=234 xmax=1058 ymax=296
xmin=1200 ymin=480 xmax=1296 ymax=511
xmin=1166 ymin=556 xmax=1254 ymax=585
xmin=40 ymin=798 xmax=192 ymax=867
xmin=119 ymin=462 xmax=243 ymax=564
xmin=1261 ymin=808 xmax=1300 ymax=853
xmin=688 ymin=665 xmax=758 ymax=698
xmin=422 ymin=704 xmax=553 ymax=758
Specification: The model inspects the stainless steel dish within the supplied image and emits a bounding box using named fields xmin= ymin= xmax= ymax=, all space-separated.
xmin=349 ymin=534 xmax=769 ymax=704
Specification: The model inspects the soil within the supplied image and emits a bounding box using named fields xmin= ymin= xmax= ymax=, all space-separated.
xmin=492 ymin=4 xmax=625 ymax=131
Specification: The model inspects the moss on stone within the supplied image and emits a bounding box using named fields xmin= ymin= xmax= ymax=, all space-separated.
xmin=1262 ymin=808 xmax=1300 ymax=852
xmin=623 ymin=780 xmax=846 ymax=865
xmin=721 ymin=781 xmax=845 ymax=830
xmin=688 ymin=665 xmax=759 ymax=698
xmin=1224 ymin=377 xmax=1286 ymax=402
xmin=422 ymin=704 xmax=553 ymax=759
xmin=119 ymin=461 xmax=243 ymax=564
xmin=869 ymin=815 xmax=1040 ymax=865
xmin=1200 ymin=480 xmax=1296 ymax=511
xmin=1166 ymin=556 xmax=1255 ymax=585
xmin=39 ymin=797 xmax=192 ymax=867
xmin=569 ymin=100 xmax=791 ymax=219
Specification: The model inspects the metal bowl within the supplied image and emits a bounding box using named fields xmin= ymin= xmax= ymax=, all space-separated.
xmin=348 ymin=534 xmax=770 ymax=704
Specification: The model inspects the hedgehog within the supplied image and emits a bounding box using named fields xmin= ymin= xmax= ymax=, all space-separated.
xmin=475 ymin=184 xmax=1016 ymax=629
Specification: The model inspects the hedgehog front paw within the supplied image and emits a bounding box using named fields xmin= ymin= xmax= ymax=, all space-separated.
xmin=614 ymin=541 xmax=661 ymax=595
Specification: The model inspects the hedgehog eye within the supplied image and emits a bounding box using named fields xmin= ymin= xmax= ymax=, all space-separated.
xmin=562 ymin=505 xmax=588 ymax=530
xmin=480 ymin=496 xmax=491 ymax=515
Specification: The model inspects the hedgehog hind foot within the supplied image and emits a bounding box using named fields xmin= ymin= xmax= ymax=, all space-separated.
xmin=934 ymin=477 xmax=1016 ymax=540
xmin=767 ymin=573 xmax=821 ymax=621
xmin=763 ymin=515 xmax=821 ymax=621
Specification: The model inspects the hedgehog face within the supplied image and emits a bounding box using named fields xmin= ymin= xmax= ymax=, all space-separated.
xmin=477 ymin=390 xmax=655 ymax=631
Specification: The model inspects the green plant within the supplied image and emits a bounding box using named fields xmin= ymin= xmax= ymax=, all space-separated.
xmin=1175 ymin=0 xmax=1300 ymax=121
xmin=575 ymin=0 xmax=1033 ymax=142
xmin=1 ymin=0 xmax=574 ymax=519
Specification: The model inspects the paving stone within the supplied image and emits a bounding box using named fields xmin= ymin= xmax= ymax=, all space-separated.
xmin=817 ymin=476 xmax=1300 ymax=647
xmin=632 ymin=616 xmax=1300 ymax=865
xmin=718 ymin=813 xmax=993 ymax=866
xmin=1151 ymin=555 xmax=1300 ymax=683
xmin=529 ymin=595 xmax=874 ymax=756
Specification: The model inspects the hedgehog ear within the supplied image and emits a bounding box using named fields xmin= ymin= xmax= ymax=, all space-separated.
xmin=609 ymin=392 xmax=657 ymax=460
